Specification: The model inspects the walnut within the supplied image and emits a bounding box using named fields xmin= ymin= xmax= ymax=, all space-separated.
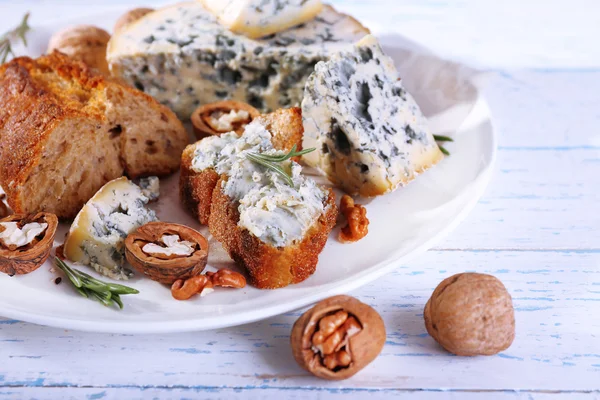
xmin=47 ymin=25 xmax=111 ymax=75
xmin=124 ymin=222 xmax=209 ymax=284
xmin=171 ymin=269 xmax=247 ymax=301
xmin=191 ymin=100 xmax=260 ymax=140
xmin=0 ymin=213 xmax=58 ymax=276
xmin=339 ymin=195 xmax=369 ymax=243
xmin=0 ymin=194 xmax=9 ymax=219
xmin=424 ymin=273 xmax=515 ymax=356
xmin=291 ymin=295 xmax=385 ymax=380
xmin=114 ymin=8 xmax=154 ymax=33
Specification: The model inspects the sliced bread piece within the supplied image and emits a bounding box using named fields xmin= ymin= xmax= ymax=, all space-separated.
xmin=180 ymin=107 xmax=303 ymax=224
xmin=0 ymin=52 xmax=188 ymax=219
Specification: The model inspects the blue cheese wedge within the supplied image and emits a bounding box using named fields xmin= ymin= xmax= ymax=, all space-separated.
xmin=302 ymin=35 xmax=444 ymax=197
xmin=199 ymin=0 xmax=324 ymax=39
xmin=191 ymin=120 xmax=327 ymax=247
xmin=64 ymin=177 xmax=158 ymax=280
xmin=107 ymin=2 xmax=368 ymax=119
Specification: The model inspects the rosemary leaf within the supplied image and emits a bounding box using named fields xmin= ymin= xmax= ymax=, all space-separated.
xmin=54 ymin=257 xmax=138 ymax=309
xmin=0 ymin=13 xmax=31 ymax=64
xmin=246 ymin=145 xmax=315 ymax=187
xmin=433 ymin=134 xmax=454 ymax=142
xmin=439 ymin=146 xmax=450 ymax=156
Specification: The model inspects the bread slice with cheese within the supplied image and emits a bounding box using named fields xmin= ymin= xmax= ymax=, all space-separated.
xmin=180 ymin=107 xmax=303 ymax=224
xmin=181 ymin=107 xmax=336 ymax=288
xmin=0 ymin=52 xmax=188 ymax=219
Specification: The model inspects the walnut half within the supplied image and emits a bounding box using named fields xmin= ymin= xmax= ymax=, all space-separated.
xmin=0 ymin=213 xmax=58 ymax=276
xmin=124 ymin=222 xmax=209 ymax=284
xmin=291 ymin=295 xmax=386 ymax=380
xmin=191 ymin=101 xmax=260 ymax=140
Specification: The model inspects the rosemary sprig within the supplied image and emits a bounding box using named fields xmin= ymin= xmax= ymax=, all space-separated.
xmin=54 ymin=257 xmax=139 ymax=310
xmin=434 ymin=134 xmax=453 ymax=156
xmin=0 ymin=13 xmax=31 ymax=64
xmin=246 ymin=145 xmax=315 ymax=186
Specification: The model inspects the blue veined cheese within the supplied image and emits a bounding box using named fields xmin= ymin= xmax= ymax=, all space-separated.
xmin=302 ymin=35 xmax=444 ymax=197
xmin=199 ymin=0 xmax=324 ymax=39
xmin=135 ymin=176 xmax=160 ymax=201
xmin=107 ymin=2 xmax=368 ymax=119
xmin=64 ymin=177 xmax=158 ymax=280
xmin=191 ymin=120 xmax=327 ymax=247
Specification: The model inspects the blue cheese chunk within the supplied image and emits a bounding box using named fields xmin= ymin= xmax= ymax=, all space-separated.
xmin=302 ymin=35 xmax=444 ymax=197
xmin=191 ymin=120 xmax=327 ymax=247
xmin=199 ymin=0 xmax=324 ymax=39
xmin=107 ymin=2 xmax=368 ymax=119
xmin=64 ymin=177 xmax=157 ymax=280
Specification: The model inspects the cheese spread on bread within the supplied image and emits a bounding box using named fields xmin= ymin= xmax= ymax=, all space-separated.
xmin=191 ymin=120 xmax=327 ymax=247
xmin=64 ymin=177 xmax=158 ymax=280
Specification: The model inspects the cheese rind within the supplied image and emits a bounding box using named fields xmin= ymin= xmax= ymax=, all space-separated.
xmin=64 ymin=177 xmax=157 ymax=280
xmin=301 ymin=35 xmax=444 ymax=197
xmin=199 ymin=0 xmax=324 ymax=39
xmin=107 ymin=2 xmax=368 ymax=119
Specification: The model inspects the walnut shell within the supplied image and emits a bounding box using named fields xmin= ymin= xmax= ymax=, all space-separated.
xmin=47 ymin=25 xmax=111 ymax=74
xmin=191 ymin=101 xmax=260 ymax=140
xmin=114 ymin=8 xmax=154 ymax=33
xmin=0 ymin=213 xmax=58 ymax=276
xmin=125 ymin=222 xmax=208 ymax=284
xmin=424 ymin=273 xmax=515 ymax=356
xmin=291 ymin=295 xmax=386 ymax=380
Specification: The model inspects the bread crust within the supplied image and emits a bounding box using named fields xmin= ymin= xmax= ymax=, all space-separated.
xmin=0 ymin=51 xmax=188 ymax=218
xmin=210 ymin=180 xmax=337 ymax=289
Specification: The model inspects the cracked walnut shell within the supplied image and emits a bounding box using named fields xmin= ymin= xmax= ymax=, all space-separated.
xmin=424 ymin=273 xmax=515 ymax=356
xmin=0 ymin=213 xmax=58 ymax=276
xmin=47 ymin=25 xmax=111 ymax=75
xmin=124 ymin=222 xmax=209 ymax=284
xmin=291 ymin=295 xmax=385 ymax=380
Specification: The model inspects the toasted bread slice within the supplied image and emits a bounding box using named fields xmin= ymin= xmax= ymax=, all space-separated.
xmin=179 ymin=107 xmax=303 ymax=224
xmin=0 ymin=52 xmax=188 ymax=218
xmin=209 ymin=181 xmax=337 ymax=289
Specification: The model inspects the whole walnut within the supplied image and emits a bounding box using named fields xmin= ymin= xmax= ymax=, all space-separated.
xmin=424 ymin=273 xmax=515 ymax=356
xmin=47 ymin=25 xmax=111 ymax=74
xmin=114 ymin=8 xmax=154 ymax=33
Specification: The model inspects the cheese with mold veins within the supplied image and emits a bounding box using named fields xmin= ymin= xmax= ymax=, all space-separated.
xmin=107 ymin=2 xmax=368 ymax=119
xmin=64 ymin=177 xmax=157 ymax=280
xmin=301 ymin=35 xmax=444 ymax=197
xmin=199 ymin=0 xmax=324 ymax=39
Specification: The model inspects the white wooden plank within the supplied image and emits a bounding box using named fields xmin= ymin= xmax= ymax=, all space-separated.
xmin=0 ymin=387 xmax=597 ymax=400
xmin=0 ymin=250 xmax=597 ymax=392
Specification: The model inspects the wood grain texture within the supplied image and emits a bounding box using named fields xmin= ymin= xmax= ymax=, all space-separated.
xmin=0 ymin=0 xmax=598 ymax=399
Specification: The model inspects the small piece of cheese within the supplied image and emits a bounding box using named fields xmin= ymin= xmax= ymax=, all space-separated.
xmin=64 ymin=177 xmax=157 ymax=280
xmin=199 ymin=0 xmax=324 ymax=39
xmin=0 ymin=222 xmax=47 ymax=248
xmin=208 ymin=109 xmax=250 ymax=132
xmin=142 ymin=234 xmax=196 ymax=257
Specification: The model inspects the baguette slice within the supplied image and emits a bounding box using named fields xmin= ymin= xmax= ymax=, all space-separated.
xmin=209 ymin=179 xmax=337 ymax=289
xmin=0 ymin=51 xmax=188 ymax=219
xmin=180 ymin=107 xmax=303 ymax=224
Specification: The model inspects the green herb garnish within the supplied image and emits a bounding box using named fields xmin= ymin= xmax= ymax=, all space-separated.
xmin=54 ymin=257 xmax=139 ymax=310
xmin=246 ymin=145 xmax=315 ymax=186
xmin=434 ymin=134 xmax=453 ymax=156
xmin=0 ymin=13 xmax=31 ymax=64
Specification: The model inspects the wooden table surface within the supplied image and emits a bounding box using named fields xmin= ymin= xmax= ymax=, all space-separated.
xmin=0 ymin=1 xmax=598 ymax=399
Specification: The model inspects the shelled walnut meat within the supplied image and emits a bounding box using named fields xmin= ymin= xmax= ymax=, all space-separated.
xmin=0 ymin=213 xmax=58 ymax=276
xmin=124 ymin=222 xmax=209 ymax=284
xmin=291 ymin=295 xmax=386 ymax=380
xmin=47 ymin=25 xmax=111 ymax=74
xmin=339 ymin=195 xmax=369 ymax=243
xmin=171 ymin=269 xmax=247 ymax=301
xmin=191 ymin=100 xmax=260 ymax=139
xmin=424 ymin=273 xmax=515 ymax=356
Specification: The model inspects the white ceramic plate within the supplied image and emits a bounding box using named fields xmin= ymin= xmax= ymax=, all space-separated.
xmin=0 ymin=9 xmax=496 ymax=333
